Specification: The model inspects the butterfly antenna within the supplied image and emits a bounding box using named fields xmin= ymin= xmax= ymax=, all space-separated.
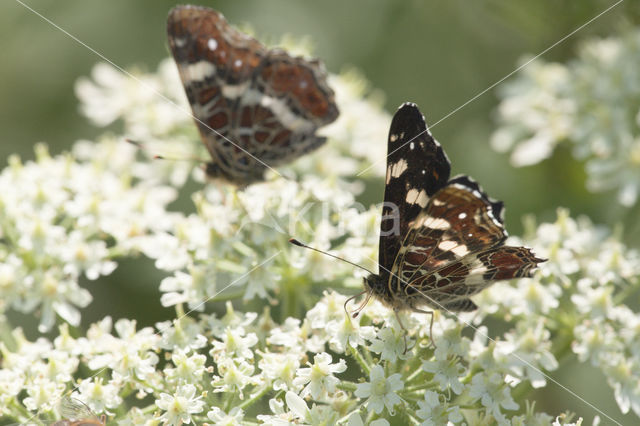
xmin=125 ymin=138 xmax=209 ymax=164
xmin=288 ymin=238 xmax=375 ymax=276
xmin=289 ymin=238 xmax=377 ymax=319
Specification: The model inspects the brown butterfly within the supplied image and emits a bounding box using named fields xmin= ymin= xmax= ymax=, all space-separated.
xmin=291 ymin=103 xmax=545 ymax=335
xmin=167 ymin=5 xmax=339 ymax=186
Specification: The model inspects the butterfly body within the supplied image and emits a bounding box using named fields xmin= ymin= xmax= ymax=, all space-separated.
xmin=368 ymin=103 xmax=544 ymax=313
xmin=167 ymin=5 xmax=338 ymax=185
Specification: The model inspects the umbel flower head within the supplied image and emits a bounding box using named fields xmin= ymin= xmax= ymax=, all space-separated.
xmin=491 ymin=26 xmax=640 ymax=206
xmin=2 ymin=31 xmax=640 ymax=426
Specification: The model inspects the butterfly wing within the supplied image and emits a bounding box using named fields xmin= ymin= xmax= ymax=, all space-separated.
xmin=379 ymin=103 xmax=451 ymax=275
xmin=392 ymin=179 xmax=543 ymax=311
xmin=167 ymin=6 xmax=338 ymax=185
xmin=167 ymin=6 xmax=265 ymax=180
xmin=240 ymin=50 xmax=338 ymax=166
xmin=410 ymin=245 xmax=543 ymax=311
xmin=57 ymin=396 xmax=104 ymax=425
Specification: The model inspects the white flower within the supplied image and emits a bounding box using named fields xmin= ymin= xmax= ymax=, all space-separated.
xmin=416 ymin=391 xmax=464 ymax=426
xmin=306 ymin=291 xmax=350 ymax=329
xmin=256 ymin=397 xmax=295 ymax=425
xmin=570 ymin=279 xmax=614 ymax=320
xmin=210 ymin=327 xmax=258 ymax=360
xmin=22 ymin=377 xmax=65 ymax=412
xmin=327 ymin=314 xmax=376 ymax=353
xmin=32 ymin=349 xmax=78 ymax=384
xmin=432 ymin=322 xmax=469 ymax=361
xmin=293 ymin=352 xmax=346 ymax=399
xmin=284 ymin=391 xmax=339 ymax=425
xmin=207 ymin=406 xmax=244 ymax=426
xmin=601 ymin=353 xmax=640 ymax=416
xmin=34 ymin=270 xmax=92 ymax=332
xmin=492 ymin=28 xmax=640 ymax=206
xmin=156 ymin=318 xmax=207 ymax=351
xmin=156 ymin=384 xmax=204 ymax=425
xmin=268 ymin=317 xmax=306 ymax=352
xmin=421 ymin=357 xmax=466 ymax=395
xmin=206 ymin=302 xmax=258 ymax=336
xmin=495 ymin=320 xmax=558 ymax=388
xmin=572 ymin=320 xmax=621 ymax=365
xmin=0 ymin=369 xmax=25 ymax=406
xmin=468 ymin=373 xmax=519 ymax=424
xmin=138 ymin=232 xmax=190 ymax=271
xmin=259 ymin=352 xmax=300 ymax=391
xmin=212 ymin=358 xmax=258 ymax=398
xmin=164 ymin=350 xmax=208 ymax=385
xmin=355 ymin=365 xmax=404 ymax=415
xmin=553 ymin=415 xmax=584 ymax=426
xmin=73 ymin=378 xmax=122 ymax=415
xmin=347 ymin=412 xmax=390 ymax=426
xmin=367 ymin=326 xmax=411 ymax=362
xmin=57 ymin=231 xmax=116 ymax=280
xmin=285 ymin=391 xmax=311 ymax=423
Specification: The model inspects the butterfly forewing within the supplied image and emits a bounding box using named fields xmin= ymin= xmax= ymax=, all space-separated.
xmin=379 ymin=103 xmax=450 ymax=273
xmin=167 ymin=5 xmax=338 ymax=185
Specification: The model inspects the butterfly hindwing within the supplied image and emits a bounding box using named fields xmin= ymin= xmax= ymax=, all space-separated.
xmin=379 ymin=103 xmax=451 ymax=273
xmin=393 ymin=179 xmax=507 ymax=285
xmin=391 ymin=181 xmax=544 ymax=311
xmin=247 ymin=51 xmax=337 ymax=164
xmin=167 ymin=5 xmax=338 ymax=185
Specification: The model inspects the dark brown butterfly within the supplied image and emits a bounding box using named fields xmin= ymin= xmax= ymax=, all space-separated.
xmin=292 ymin=103 xmax=544 ymax=325
xmin=167 ymin=5 xmax=339 ymax=186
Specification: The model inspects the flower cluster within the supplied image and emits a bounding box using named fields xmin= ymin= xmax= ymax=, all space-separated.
xmin=476 ymin=208 xmax=640 ymax=418
xmin=0 ymin=141 xmax=177 ymax=332
xmin=2 ymin=34 xmax=640 ymax=426
xmin=491 ymin=27 xmax=640 ymax=206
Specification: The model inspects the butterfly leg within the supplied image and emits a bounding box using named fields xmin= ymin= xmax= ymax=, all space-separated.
xmin=413 ymin=308 xmax=436 ymax=350
xmin=392 ymin=308 xmax=410 ymax=354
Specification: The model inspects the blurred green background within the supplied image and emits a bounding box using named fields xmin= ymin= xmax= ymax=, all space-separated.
xmin=1 ymin=0 xmax=638 ymax=423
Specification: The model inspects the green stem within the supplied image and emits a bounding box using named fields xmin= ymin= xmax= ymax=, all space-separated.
xmin=511 ymin=381 xmax=533 ymax=402
xmin=614 ymin=283 xmax=638 ymax=305
xmin=363 ymin=345 xmax=375 ymax=366
xmin=209 ymin=290 xmax=246 ymax=302
xmin=224 ymin=393 xmax=237 ymax=412
xmin=349 ymin=345 xmax=371 ymax=375
xmin=238 ymin=386 xmax=270 ymax=410
xmin=552 ymin=328 xmax=575 ymax=363
xmin=405 ymin=364 xmax=425 ymax=383
xmin=175 ymin=303 xmax=185 ymax=319
xmin=11 ymin=400 xmax=44 ymax=426
xmin=404 ymin=382 xmax=434 ymax=393
xmin=280 ymin=273 xmax=301 ymax=320
xmin=405 ymin=412 xmax=421 ymax=425
xmin=337 ymin=381 xmax=358 ymax=392
xmin=139 ymin=403 xmax=161 ymax=415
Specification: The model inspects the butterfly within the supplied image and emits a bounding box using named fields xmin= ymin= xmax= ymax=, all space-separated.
xmin=167 ymin=5 xmax=339 ymax=186
xmin=360 ymin=102 xmax=545 ymax=316
xmin=3 ymin=396 xmax=107 ymax=426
